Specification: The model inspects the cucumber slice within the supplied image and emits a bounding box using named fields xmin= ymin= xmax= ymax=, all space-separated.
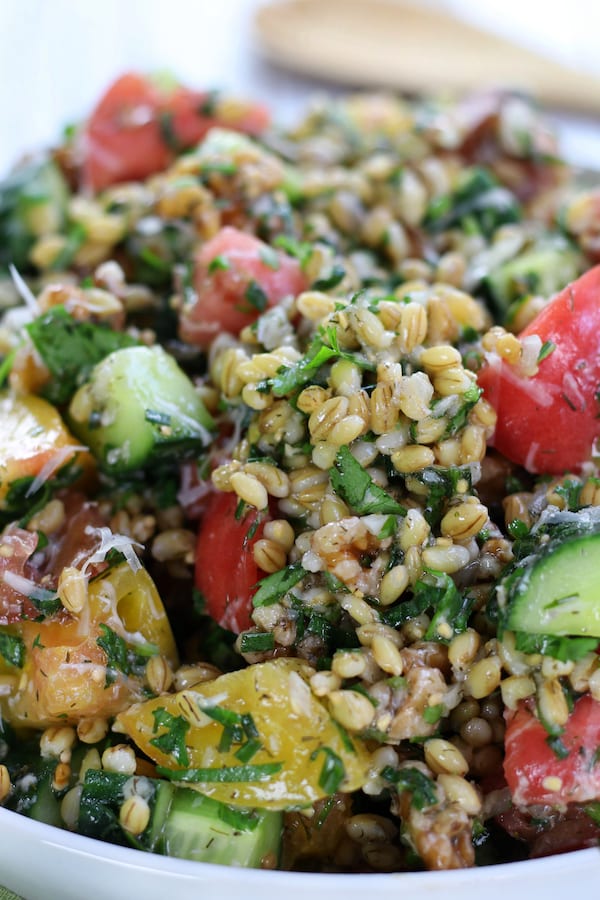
xmin=68 ymin=345 xmax=214 ymax=474
xmin=78 ymin=769 xmax=282 ymax=868
xmin=158 ymin=789 xmax=282 ymax=868
xmin=484 ymin=237 xmax=583 ymax=321
xmin=503 ymin=530 xmax=600 ymax=637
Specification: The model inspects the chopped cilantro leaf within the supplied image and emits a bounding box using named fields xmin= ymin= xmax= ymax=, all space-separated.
xmin=244 ymin=280 xmax=268 ymax=312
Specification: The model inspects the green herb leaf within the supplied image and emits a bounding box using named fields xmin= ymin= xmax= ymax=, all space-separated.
xmin=382 ymin=765 xmax=438 ymax=809
xmin=252 ymin=563 xmax=306 ymax=608
xmin=156 ymin=762 xmax=283 ymax=783
xmin=234 ymin=738 xmax=263 ymax=763
xmin=422 ymin=703 xmax=445 ymax=725
xmin=0 ymin=631 xmax=25 ymax=668
xmin=311 ymin=264 xmax=346 ymax=291
xmin=208 ymin=254 xmax=231 ymax=273
xmin=26 ymin=306 xmax=138 ymax=405
xmin=330 ymin=446 xmax=406 ymax=516
xmin=259 ymin=246 xmax=280 ymax=270
xmin=239 ymin=632 xmax=275 ymax=653
xmin=513 ymin=631 xmax=599 ymax=662
xmin=150 ymin=707 xmax=191 ymax=766
xmin=244 ymin=280 xmax=269 ymax=312
xmin=273 ymin=235 xmax=313 ymax=267
xmin=538 ymin=340 xmax=556 ymax=363
xmin=311 ymin=746 xmax=346 ymax=794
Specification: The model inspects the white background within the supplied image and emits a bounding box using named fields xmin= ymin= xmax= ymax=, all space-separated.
xmin=1 ymin=0 xmax=600 ymax=174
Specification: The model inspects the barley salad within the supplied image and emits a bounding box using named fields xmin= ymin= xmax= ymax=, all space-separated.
xmin=0 ymin=73 xmax=599 ymax=873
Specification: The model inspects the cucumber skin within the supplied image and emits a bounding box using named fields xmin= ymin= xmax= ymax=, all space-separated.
xmin=484 ymin=240 xmax=583 ymax=321
xmin=503 ymin=530 xmax=600 ymax=637
xmin=68 ymin=345 xmax=214 ymax=473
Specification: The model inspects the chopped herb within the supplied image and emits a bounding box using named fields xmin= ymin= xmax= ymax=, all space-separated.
xmin=234 ymin=739 xmax=262 ymax=763
xmin=585 ymin=802 xmax=600 ymax=826
xmin=381 ymin=765 xmax=438 ymax=809
xmin=311 ymin=264 xmax=346 ymax=291
xmin=96 ymin=624 xmax=156 ymax=686
xmin=330 ymin=446 xmax=406 ymax=516
xmin=507 ymin=518 xmax=530 ymax=540
xmin=208 ymin=254 xmax=231 ymax=273
xmin=149 ymin=707 xmax=190 ymax=766
xmin=311 ymin=746 xmax=346 ymax=794
xmin=513 ymin=631 xmax=599 ymax=662
xmin=538 ymin=340 xmax=556 ymax=363
xmin=244 ymin=280 xmax=269 ymax=312
xmin=545 ymin=734 xmax=570 ymax=760
xmin=273 ymin=235 xmax=313 ymax=268
xmin=333 ymin=720 xmax=356 ymax=755
xmin=25 ymin=305 xmax=138 ymax=405
xmin=423 ymin=703 xmax=445 ymax=725
xmin=259 ymin=246 xmax=280 ymax=270
xmin=239 ymin=632 xmax=275 ymax=653
xmin=444 ymin=383 xmax=482 ymax=437
xmin=156 ymin=762 xmax=283 ymax=783
xmin=252 ymin=563 xmax=306 ymax=608
xmin=0 ymin=632 xmax=25 ymax=668
xmin=377 ymin=515 xmax=398 ymax=540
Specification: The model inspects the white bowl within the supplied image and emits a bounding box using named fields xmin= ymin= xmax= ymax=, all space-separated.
xmin=0 ymin=806 xmax=598 ymax=900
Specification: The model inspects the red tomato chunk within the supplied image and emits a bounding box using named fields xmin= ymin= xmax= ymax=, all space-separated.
xmin=180 ymin=226 xmax=308 ymax=348
xmin=478 ymin=265 xmax=600 ymax=474
xmin=195 ymin=491 xmax=268 ymax=633
xmin=504 ymin=695 xmax=600 ymax=807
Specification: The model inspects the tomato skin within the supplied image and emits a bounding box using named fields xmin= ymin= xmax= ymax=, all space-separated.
xmin=180 ymin=226 xmax=308 ymax=348
xmin=503 ymin=695 xmax=600 ymax=807
xmin=478 ymin=265 xmax=600 ymax=474
xmin=195 ymin=490 xmax=267 ymax=633
xmin=82 ymin=74 xmax=271 ymax=192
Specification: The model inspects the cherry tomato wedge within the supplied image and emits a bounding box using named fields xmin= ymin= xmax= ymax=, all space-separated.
xmin=195 ymin=490 xmax=268 ymax=633
xmin=503 ymin=695 xmax=600 ymax=807
xmin=478 ymin=265 xmax=600 ymax=474
xmin=179 ymin=226 xmax=308 ymax=348
xmin=82 ymin=73 xmax=270 ymax=191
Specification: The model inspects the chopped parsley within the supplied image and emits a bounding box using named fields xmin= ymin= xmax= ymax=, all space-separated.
xmin=25 ymin=305 xmax=138 ymax=405
xmin=150 ymin=707 xmax=191 ymax=766
xmin=252 ymin=563 xmax=307 ymax=608
xmin=0 ymin=632 xmax=25 ymax=668
xmin=381 ymin=765 xmax=438 ymax=809
xmin=330 ymin=446 xmax=406 ymax=516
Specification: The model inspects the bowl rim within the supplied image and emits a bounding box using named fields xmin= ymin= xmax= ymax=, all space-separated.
xmin=0 ymin=803 xmax=598 ymax=887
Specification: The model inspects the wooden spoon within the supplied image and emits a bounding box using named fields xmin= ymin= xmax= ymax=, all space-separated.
xmin=254 ymin=0 xmax=600 ymax=114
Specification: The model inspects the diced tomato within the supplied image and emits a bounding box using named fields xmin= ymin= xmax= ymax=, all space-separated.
xmin=503 ymin=695 xmax=600 ymax=807
xmin=82 ymin=73 xmax=271 ymax=191
xmin=195 ymin=490 xmax=268 ymax=633
xmin=180 ymin=226 xmax=308 ymax=348
xmin=478 ymin=265 xmax=600 ymax=474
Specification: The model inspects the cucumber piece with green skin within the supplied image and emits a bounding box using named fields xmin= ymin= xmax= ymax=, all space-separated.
xmin=158 ymin=788 xmax=282 ymax=867
xmin=78 ymin=769 xmax=282 ymax=868
xmin=0 ymin=156 xmax=69 ymax=270
xmin=502 ymin=526 xmax=600 ymax=637
xmin=484 ymin=236 xmax=583 ymax=321
xmin=68 ymin=345 xmax=214 ymax=474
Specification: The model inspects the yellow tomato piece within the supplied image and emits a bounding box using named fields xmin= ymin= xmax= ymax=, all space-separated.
xmin=116 ymin=657 xmax=371 ymax=809
xmin=0 ymin=391 xmax=94 ymax=508
xmin=2 ymin=563 xmax=178 ymax=728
